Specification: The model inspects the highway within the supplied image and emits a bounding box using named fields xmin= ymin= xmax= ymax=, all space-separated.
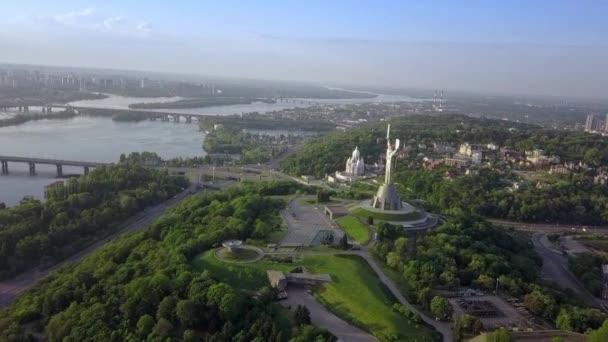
xmin=531 ymin=232 xmax=608 ymax=311
xmin=489 ymin=219 xmax=608 ymax=233
xmin=0 ymin=184 xmax=202 ymax=308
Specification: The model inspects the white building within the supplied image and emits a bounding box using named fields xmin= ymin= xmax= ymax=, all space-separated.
xmin=333 ymin=146 xmax=366 ymax=183
xmin=345 ymin=146 xmax=365 ymax=176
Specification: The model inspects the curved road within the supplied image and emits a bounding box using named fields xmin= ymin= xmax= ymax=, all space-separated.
xmin=0 ymin=185 xmax=202 ymax=308
xmin=531 ymin=232 xmax=608 ymax=311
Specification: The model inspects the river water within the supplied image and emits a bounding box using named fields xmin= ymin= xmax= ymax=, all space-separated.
xmin=1 ymin=92 xmax=424 ymax=206
xmin=68 ymin=93 xmax=422 ymax=115
xmin=0 ymin=116 xmax=205 ymax=206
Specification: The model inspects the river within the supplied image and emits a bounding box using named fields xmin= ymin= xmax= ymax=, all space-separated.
xmin=1 ymin=92 xmax=425 ymax=206
xmin=67 ymin=93 xmax=423 ymax=115
xmin=0 ymin=116 xmax=205 ymax=206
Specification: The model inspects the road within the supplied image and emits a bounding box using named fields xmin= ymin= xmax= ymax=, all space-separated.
xmin=267 ymin=248 xmax=452 ymax=342
xmin=281 ymin=287 xmax=376 ymax=342
xmin=0 ymin=185 xmax=202 ymax=308
xmin=531 ymin=232 xmax=607 ymax=310
xmin=489 ymin=219 xmax=608 ymax=233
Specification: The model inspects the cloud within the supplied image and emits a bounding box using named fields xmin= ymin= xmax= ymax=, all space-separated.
xmin=2 ymin=8 xmax=152 ymax=40
xmin=55 ymin=7 xmax=95 ymax=22
xmin=103 ymin=16 xmax=123 ymax=30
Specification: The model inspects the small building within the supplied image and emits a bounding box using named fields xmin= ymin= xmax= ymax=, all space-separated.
xmin=324 ymin=205 xmax=350 ymax=220
xmin=267 ymin=270 xmax=332 ymax=299
xmin=549 ymin=165 xmax=570 ymax=175
xmin=267 ymin=270 xmax=287 ymax=291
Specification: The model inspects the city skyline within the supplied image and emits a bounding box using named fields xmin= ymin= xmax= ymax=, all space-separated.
xmin=1 ymin=1 xmax=607 ymax=99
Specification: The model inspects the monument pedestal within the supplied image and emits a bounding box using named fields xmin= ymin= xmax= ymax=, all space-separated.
xmin=371 ymin=183 xmax=403 ymax=211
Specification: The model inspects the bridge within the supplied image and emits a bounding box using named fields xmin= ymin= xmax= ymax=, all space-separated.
xmin=2 ymin=97 xmax=324 ymax=125
xmin=47 ymin=105 xmax=207 ymax=123
xmin=0 ymin=156 xmax=105 ymax=176
xmin=274 ymin=98 xmax=322 ymax=106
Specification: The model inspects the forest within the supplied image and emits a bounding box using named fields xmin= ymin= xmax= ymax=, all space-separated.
xmin=0 ymin=180 xmax=327 ymax=342
xmin=203 ymin=128 xmax=291 ymax=164
xmin=0 ymin=163 xmax=188 ymax=279
xmin=371 ymin=215 xmax=607 ymax=334
xmin=394 ymin=168 xmax=608 ymax=225
xmin=281 ymin=114 xmax=608 ymax=178
xmin=280 ymin=114 xmax=608 ymax=224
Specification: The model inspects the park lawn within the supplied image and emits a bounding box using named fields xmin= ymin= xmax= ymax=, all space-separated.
xmin=335 ymin=215 xmax=370 ymax=244
xmin=192 ymin=252 xmax=437 ymax=341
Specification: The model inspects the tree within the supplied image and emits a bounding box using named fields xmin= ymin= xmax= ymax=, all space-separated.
xmin=430 ymin=296 xmax=452 ymax=320
xmin=176 ymin=300 xmax=197 ymax=327
xmin=417 ymin=287 xmax=432 ymax=310
xmin=524 ymin=290 xmax=551 ymax=317
xmin=556 ymin=309 xmax=573 ymax=331
xmin=152 ymin=318 xmax=174 ymax=337
xmin=588 ymin=319 xmax=608 ymax=342
xmin=294 ymin=305 xmax=311 ymax=326
xmin=339 ymin=234 xmax=348 ymax=250
xmin=394 ymin=237 xmax=409 ymax=257
xmin=136 ymin=314 xmax=155 ymax=337
xmin=183 ymin=329 xmax=199 ymax=342
xmin=487 ymin=328 xmax=512 ymax=342
xmin=156 ymin=296 xmax=177 ymax=321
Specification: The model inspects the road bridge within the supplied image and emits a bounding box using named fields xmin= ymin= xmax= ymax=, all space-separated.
xmin=274 ymin=98 xmax=321 ymax=106
xmin=48 ymin=104 xmax=205 ymax=124
xmin=0 ymin=155 xmax=105 ymax=176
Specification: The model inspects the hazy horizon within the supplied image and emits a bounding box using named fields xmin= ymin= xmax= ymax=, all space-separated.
xmin=1 ymin=1 xmax=607 ymax=99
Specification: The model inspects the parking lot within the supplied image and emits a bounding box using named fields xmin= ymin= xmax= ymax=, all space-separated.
xmin=449 ymin=295 xmax=534 ymax=330
xmin=280 ymin=197 xmax=344 ymax=247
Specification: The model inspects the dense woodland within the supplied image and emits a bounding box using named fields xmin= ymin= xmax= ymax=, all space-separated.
xmin=395 ymin=169 xmax=608 ymax=225
xmin=203 ymin=128 xmax=290 ymax=164
xmin=281 ymin=114 xmax=608 ymax=177
xmin=568 ymin=253 xmax=608 ymax=297
xmin=281 ymin=114 xmax=608 ymax=224
xmin=371 ymin=216 xmax=607 ymax=334
xmin=0 ymin=181 xmax=329 ymax=342
xmin=0 ymin=163 xmax=188 ymax=279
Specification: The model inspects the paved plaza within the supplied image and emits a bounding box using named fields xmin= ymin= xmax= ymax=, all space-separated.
xmin=280 ymin=197 xmax=344 ymax=246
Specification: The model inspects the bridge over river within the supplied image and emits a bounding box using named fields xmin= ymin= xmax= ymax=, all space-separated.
xmin=0 ymin=156 xmax=105 ymax=176
xmin=0 ymin=98 xmax=321 ymax=123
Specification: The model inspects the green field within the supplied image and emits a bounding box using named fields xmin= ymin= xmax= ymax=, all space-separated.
xmin=335 ymin=215 xmax=371 ymax=244
xmin=352 ymin=206 xmax=422 ymax=221
xmin=219 ymin=248 xmax=261 ymax=261
xmin=192 ymin=252 xmax=437 ymax=341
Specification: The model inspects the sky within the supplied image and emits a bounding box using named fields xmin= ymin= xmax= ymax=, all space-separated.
xmin=0 ymin=1 xmax=607 ymax=98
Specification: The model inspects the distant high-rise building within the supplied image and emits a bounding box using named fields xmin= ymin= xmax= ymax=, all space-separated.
xmin=585 ymin=114 xmax=595 ymax=132
xmin=605 ymin=113 xmax=608 ymax=132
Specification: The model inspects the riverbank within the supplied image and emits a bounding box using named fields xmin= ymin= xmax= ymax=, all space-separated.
xmin=129 ymin=97 xmax=273 ymax=109
xmin=0 ymin=110 xmax=77 ymax=127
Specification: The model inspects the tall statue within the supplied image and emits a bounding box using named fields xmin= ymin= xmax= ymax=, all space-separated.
xmin=371 ymin=124 xmax=403 ymax=210
xmin=384 ymin=124 xmax=400 ymax=184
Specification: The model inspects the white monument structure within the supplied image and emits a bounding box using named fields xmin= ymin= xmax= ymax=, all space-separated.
xmin=346 ymin=147 xmax=365 ymax=176
xmin=334 ymin=146 xmax=366 ymax=182
xmin=371 ymin=124 xmax=403 ymax=210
